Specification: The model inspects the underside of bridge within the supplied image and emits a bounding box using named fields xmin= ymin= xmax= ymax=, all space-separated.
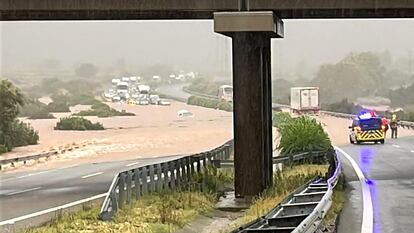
xmin=2 ymin=0 xmax=414 ymax=197
xmin=2 ymin=0 xmax=414 ymax=20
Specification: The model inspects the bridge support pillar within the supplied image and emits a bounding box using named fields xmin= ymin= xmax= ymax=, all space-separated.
xmin=214 ymin=11 xmax=283 ymax=197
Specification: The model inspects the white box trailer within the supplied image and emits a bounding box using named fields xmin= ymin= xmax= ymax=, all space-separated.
xmin=290 ymin=87 xmax=320 ymax=114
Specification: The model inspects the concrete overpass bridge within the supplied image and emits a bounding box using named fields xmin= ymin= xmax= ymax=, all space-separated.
xmin=2 ymin=0 xmax=414 ymax=198
xmin=2 ymin=1 xmax=414 ymax=20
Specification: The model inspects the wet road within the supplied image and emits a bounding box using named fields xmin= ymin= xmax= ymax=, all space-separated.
xmin=338 ymin=136 xmax=414 ymax=233
xmin=156 ymin=83 xmax=190 ymax=102
xmin=0 ymin=155 xmax=184 ymax=222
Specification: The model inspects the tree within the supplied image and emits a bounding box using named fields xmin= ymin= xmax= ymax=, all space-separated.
xmin=312 ymin=52 xmax=386 ymax=104
xmin=75 ymin=63 xmax=98 ymax=78
xmin=0 ymin=80 xmax=24 ymax=150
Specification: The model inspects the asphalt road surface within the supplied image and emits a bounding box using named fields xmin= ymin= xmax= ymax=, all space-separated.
xmin=337 ymin=136 xmax=414 ymax=233
xmin=0 ymin=155 xmax=184 ymax=222
xmin=156 ymin=83 xmax=190 ymax=102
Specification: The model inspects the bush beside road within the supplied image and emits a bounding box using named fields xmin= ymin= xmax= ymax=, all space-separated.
xmin=74 ymin=102 xmax=135 ymax=118
xmin=187 ymin=96 xmax=232 ymax=112
xmin=0 ymin=80 xmax=39 ymax=154
xmin=54 ymin=117 xmax=105 ymax=131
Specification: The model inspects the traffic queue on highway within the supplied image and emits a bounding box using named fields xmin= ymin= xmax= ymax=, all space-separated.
xmin=102 ymin=76 xmax=171 ymax=106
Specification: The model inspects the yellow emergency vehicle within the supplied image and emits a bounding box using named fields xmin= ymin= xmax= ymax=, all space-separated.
xmin=349 ymin=111 xmax=386 ymax=144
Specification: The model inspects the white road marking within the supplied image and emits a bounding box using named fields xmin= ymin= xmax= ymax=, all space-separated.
xmin=0 ymin=193 xmax=107 ymax=226
xmin=6 ymin=187 xmax=42 ymax=196
xmin=411 ymin=150 xmax=414 ymax=153
xmin=335 ymin=146 xmax=373 ymax=233
xmin=392 ymin=144 xmax=401 ymax=148
xmin=125 ymin=161 xmax=140 ymax=167
xmin=0 ymin=165 xmax=76 ymax=183
xmin=81 ymin=172 xmax=103 ymax=179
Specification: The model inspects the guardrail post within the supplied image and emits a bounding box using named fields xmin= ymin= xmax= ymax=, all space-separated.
xmin=142 ymin=167 xmax=148 ymax=195
xmin=203 ymin=153 xmax=208 ymax=167
xmin=119 ymin=173 xmax=126 ymax=209
xmin=149 ymin=165 xmax=155 ymax=192
xmin=110 ymin=190 xmax=118 ymax=213
xmin=176 ymin=159 xmax=182 ymax=188
xmin=195 ymin=156 xmax=201 ymax=174
xmin=225 ymin=145 xmax=230 ymax=159
xmin=163 ymin=162 xmax=169 ymax=190
xmin=181 ymin=158 xmax=188 ymax=185
xmin=169 ymin=161 xmax=176 ymax=189
xmin=134 ymin=168 xmax=141 ymax=199
xmin=126 ymin=171 xmax=132 ymax=205
xmin=187 ymin=157 xmax=193 ymax=182
xmin=156 ymin=163 xmax=163 ymax=191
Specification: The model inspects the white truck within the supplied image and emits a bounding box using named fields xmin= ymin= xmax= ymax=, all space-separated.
xmin=218 ymin=85 xmax=233 ymax=103
xmin=290 ymin=87 xmax=320 ymax=114
xmin=116 ymin=81 xmax=130 ymax=100
xmin=111 ymin=78 xmax=120 ymax=86
xmin=137 ymin=85 xmax=150 ymax=95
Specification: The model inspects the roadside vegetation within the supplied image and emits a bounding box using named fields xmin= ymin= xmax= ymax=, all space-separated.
xmin=0 ymin=80 xmax=39 ymax=154
xmin=19 ymin=98 xmax=55 ymax=119
xmin=187 ymin=95 xmax=232 ymax=112
xmin=273 ymin=113 xmax=332 ymax=155
xmin=231 ymin=164 xmax=328 ymax=228
xmin=54 ymin=117 xmax=104 ymax=131
xmin=322 ymin=98 xmax=363 ymax=115
xmin=186 ymin=77 xmax=222 ymax=96
xmin=23 ymin=166 xmax=233 ymax=233
xmin=74 ymin=102 xmax=135 ymax=118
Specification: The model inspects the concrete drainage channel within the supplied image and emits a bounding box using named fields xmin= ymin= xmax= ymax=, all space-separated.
xmin=232 ymin=151 xmax=341 ymax=233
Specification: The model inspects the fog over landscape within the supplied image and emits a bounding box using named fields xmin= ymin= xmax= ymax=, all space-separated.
xmin=2 ymin=19 xmax=414 ymax=78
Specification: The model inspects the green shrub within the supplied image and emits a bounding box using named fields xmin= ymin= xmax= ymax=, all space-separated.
xmin=75 ymin=102 xmax=135 ymax=118
xmin=19 ymin=98 xmax=55 ymax=119
xmin=19 ymin=98 xmax=47 ymax=116
xmin=187 ymin=77 xmax=220 ymax=96
xmin=277 ymin=116 xmax=331 ymax=155
xmin=47 ymin=102 xmax=71 ymax=112
xmin=217 ymin=101 xmax=232 ymax=112
xmin=323 ymin=98 xmax=362 ymax=114
xmin=28 ymin=108 xmax=55 ymax=119
xmin=0 ymin=145 xmax=8 ymax=154
xmin=187 ymin=96 xmax=232 ymax=112
xmin=68 ymin=94 xmax=100 ymax=106
xmin=9 ymin=120 xmax=39 ymax=148
xmin=272 ymin=112 xmax=293 ymax=129
xmin=54 ymin=117 xmax=104 ymax=131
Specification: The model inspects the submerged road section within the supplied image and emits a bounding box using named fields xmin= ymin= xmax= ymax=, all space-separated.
xmin=337 ymin=136 xmax=414 ymax=233
xmin=0 ymin=155 xmax=184 ymax=222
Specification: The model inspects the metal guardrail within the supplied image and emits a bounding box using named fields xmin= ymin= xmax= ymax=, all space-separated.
xmin=213 ymin=151 xmax=328 ymax=168
xmin=99 ymin=139 xmax=234 ymax=220
xmin=232 ymin=149 xmax=341 ymax=233
xmin=320 ymin=110 xmax=414 ymax=130
xmin=0 ymin=151 xmax=59 ymax=170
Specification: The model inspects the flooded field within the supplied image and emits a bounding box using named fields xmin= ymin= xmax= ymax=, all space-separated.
xmin=1 ymin=101 xmax=233 ymax=172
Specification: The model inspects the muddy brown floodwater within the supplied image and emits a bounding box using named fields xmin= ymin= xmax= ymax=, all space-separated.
xmin=1 ymin=101 xmax=233 ymax=173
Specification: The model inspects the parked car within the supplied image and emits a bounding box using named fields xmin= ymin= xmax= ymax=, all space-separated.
xmin=178 ymin=110 xmax=193 ymax=118
xmin=150 ymin=95 xmax=161 ymax=105
xmin=111 ymin=96 xmax=121 ymax=102
xmin=138 ymin=98 xmax=149 ymax=105
xmin=158 ymin=99 xmax=171 ymax=106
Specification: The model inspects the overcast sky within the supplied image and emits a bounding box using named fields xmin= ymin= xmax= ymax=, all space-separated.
xmin=1 ymin=19 xmax=414 ymax=77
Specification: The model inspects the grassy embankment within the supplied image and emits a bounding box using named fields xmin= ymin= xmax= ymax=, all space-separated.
xmin=21 ymin=167 xmax=233 ymax=233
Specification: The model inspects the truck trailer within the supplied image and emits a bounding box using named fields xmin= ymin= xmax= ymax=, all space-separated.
xmin=290 ymin=87 xmax=320 ymax=114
